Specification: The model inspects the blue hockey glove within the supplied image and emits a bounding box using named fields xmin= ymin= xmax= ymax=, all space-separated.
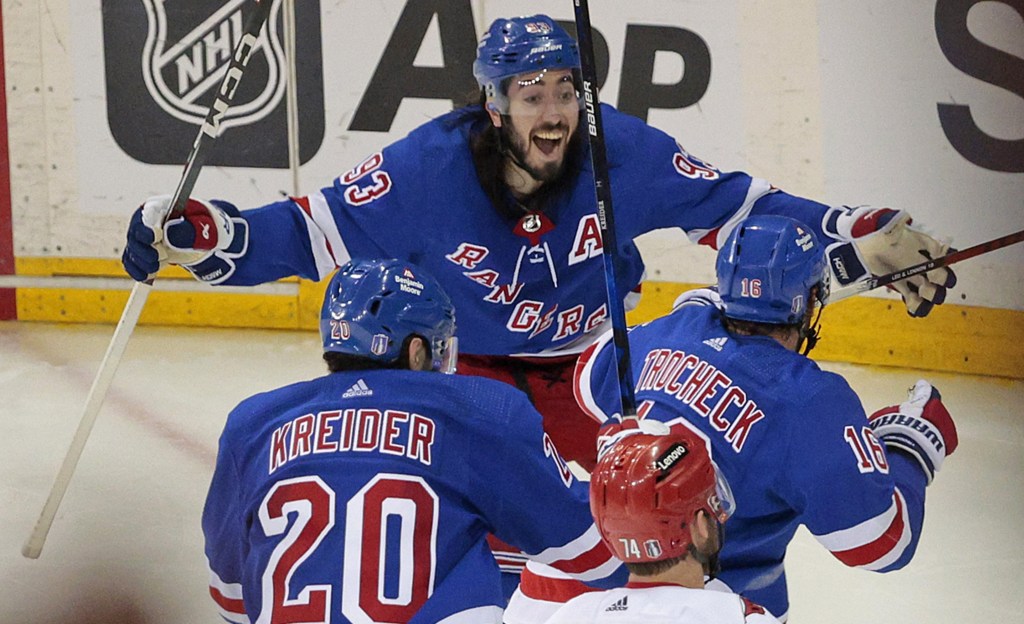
xmin=868 ymin=380 xmax=958 ymax=484
xmin=122 ymin=195 xmax=248 ymax=284
xmin=823 ymin=206 xmax=956 ymax=317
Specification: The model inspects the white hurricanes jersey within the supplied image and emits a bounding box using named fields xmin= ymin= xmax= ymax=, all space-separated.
xmin=544 ymin=584 xmax=781 ymax=624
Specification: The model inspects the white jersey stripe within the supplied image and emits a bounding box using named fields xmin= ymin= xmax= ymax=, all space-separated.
xmin=857 ymin=489 xmax=913 ymax=571
xmin=528 ymin=522 xmax=603 ymax=565
xmin=573 ymin=329 xmax=616 ymax=424
xmin=299 ymin=190 xmax=350 ymax=279
xmin=813 ymin=488 xmax=899 ymax=550
xmin=685 ymin=177 xmax=774 ymax=247
xmin=812 ymin=488 xmax=912 ymax=569
xmin=207 ymin=565 xmax=249 ymax=623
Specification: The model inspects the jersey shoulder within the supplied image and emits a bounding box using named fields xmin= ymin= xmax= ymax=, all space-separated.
xmin=223 ymin=376 xmax=326 ymax=434
xmin=601 ymin=103 xmax=676 ymax=167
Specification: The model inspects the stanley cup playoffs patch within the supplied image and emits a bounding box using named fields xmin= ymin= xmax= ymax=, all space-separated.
xmin=102 ymin=0 xmax=324 ymax=168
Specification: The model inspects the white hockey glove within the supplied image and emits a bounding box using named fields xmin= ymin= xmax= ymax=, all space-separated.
xmin=823 ymin=206 xmax=956 ymax=317
xmin=122 ymin=195 xmax=249 ymax=285
xmin=596 ymin=419 xmax=671 ymax=462
xmin=672 ymin=286 xmax=723 ymax=311
xmin=867 ymin=380 xmax=958 ymax=484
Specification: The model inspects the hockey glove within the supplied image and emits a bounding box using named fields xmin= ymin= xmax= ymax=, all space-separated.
xmin=867 ymin=379 xmax=958 ymax=484
xmin=122 ymin=195 xmax=249 ymax=285
xmin=671 ymin=286 xmax=724 ymax=311
xmin=596 ymin=419 xmax=671 ymax=462
xmin=823 ymin=206 xmax=956 ymax=317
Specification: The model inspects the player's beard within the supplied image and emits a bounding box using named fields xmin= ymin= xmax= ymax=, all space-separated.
xmin=500 ymin=116 xmax=577 ymax=184
xmin=689 ymin=520 xmax=724 ymax=580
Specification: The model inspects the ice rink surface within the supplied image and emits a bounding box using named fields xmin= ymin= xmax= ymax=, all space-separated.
xmin=2 ymin=321 xmax=1021 ymax=623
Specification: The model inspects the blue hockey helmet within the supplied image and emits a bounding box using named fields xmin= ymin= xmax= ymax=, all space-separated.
xmin=473 ymin=15 xmax=581 ymax=114
xmin=716 ymin=215 xmax=829 ymax=325
xmin=320 ymin=259 xmax=457 ymax=373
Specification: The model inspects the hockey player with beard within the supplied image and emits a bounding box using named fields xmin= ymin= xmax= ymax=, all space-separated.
xmin=124 ymin=13 xmax=955 ymax=598
xmin=544 ymin=429 xmax=783 ymax=624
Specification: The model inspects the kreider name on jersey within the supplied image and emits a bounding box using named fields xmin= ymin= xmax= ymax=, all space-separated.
xmin=268 ymin=408 xmax=437 ymax=474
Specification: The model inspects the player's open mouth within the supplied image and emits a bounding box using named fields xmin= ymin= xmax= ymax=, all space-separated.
xmin=533 ymin=130 xmax=565 ymax=156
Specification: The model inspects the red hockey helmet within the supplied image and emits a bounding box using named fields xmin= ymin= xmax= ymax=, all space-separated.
xmin=589 ymin=429 xmax=735 ymax=563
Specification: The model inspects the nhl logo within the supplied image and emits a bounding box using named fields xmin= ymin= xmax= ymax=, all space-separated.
xmin=101 ymin=0 xmax=324 ymax=167
xmin=141 ymin=0 xmax=286 ymax=133
xmin=522 ymin=213 xmax=543 ymax=233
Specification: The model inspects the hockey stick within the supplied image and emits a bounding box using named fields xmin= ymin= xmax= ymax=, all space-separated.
xmin=825 ymin=228 xmax=1024 ymax=305
xmin=573 ymin=0 xmax=638 ymax=422
xmin=21 ymin=0 xmax=274 ymax=560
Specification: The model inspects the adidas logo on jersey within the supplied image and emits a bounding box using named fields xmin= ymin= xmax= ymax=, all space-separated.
xmin=703 ymin=336 xmax=728 ymax=351
xmin=605 ymin=596 xmax=628 ymax=612
xmin=342 ymin=379 xmax=373 ymax=398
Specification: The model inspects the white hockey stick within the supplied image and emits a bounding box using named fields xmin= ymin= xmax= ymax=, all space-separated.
xmin=21 ymin=0 xmax=275 ymax=559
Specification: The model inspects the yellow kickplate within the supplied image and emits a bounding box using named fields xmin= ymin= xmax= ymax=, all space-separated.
xmin=9 ymin=259 xmax=1023 ymax=379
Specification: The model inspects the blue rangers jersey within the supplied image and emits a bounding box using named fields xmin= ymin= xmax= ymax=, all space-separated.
xmin=203 ymin=370 xmax=624 ymax=624
xmin=216 ymin=104 xmax=833 ymax=357
xmin=572 ymin=304 xmax=929 ymax=621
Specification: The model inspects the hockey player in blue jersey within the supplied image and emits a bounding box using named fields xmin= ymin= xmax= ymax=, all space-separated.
xmin=539 ymin=215 xmax=958 ymax=621
xmin=122 ymin=15 xmax=957 ymax=476
xmin=201 ymin=258 xmax=624 ymax=624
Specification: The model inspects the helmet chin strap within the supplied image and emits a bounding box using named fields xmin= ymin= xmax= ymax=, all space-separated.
xmin=797 ymin=304 xmax=824 ymax=356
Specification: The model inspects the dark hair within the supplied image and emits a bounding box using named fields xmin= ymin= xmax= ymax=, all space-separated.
xmin=323 ymin=335 xmax=423 ymax=373
xmin=624 ymin=553 xmax=688 ymax=577
xmin=722 ymin=316 xmax=800 ymax=339
xmin=464 ymin=88 xmax=586 ymax=222
xmin=722 ymin=284 xmax=823 ymax=353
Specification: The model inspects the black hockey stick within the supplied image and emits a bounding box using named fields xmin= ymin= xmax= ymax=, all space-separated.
xmin=22 ymin=0 xmax=275 ymax=560
xmin=825 ymin=228 xmax=1024 ymax=304
xmin=573 ymin=0 xmax=638 ymax=422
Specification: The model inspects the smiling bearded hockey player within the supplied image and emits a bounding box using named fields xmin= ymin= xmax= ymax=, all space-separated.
xmin=123 ymin=15 xmax=956 ymax=471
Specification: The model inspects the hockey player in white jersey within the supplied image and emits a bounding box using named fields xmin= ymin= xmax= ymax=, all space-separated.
xmin=544 ymin=428 xmax=781 ymax=624
xmin=202 ymin=258 xmax=624 ymax=624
